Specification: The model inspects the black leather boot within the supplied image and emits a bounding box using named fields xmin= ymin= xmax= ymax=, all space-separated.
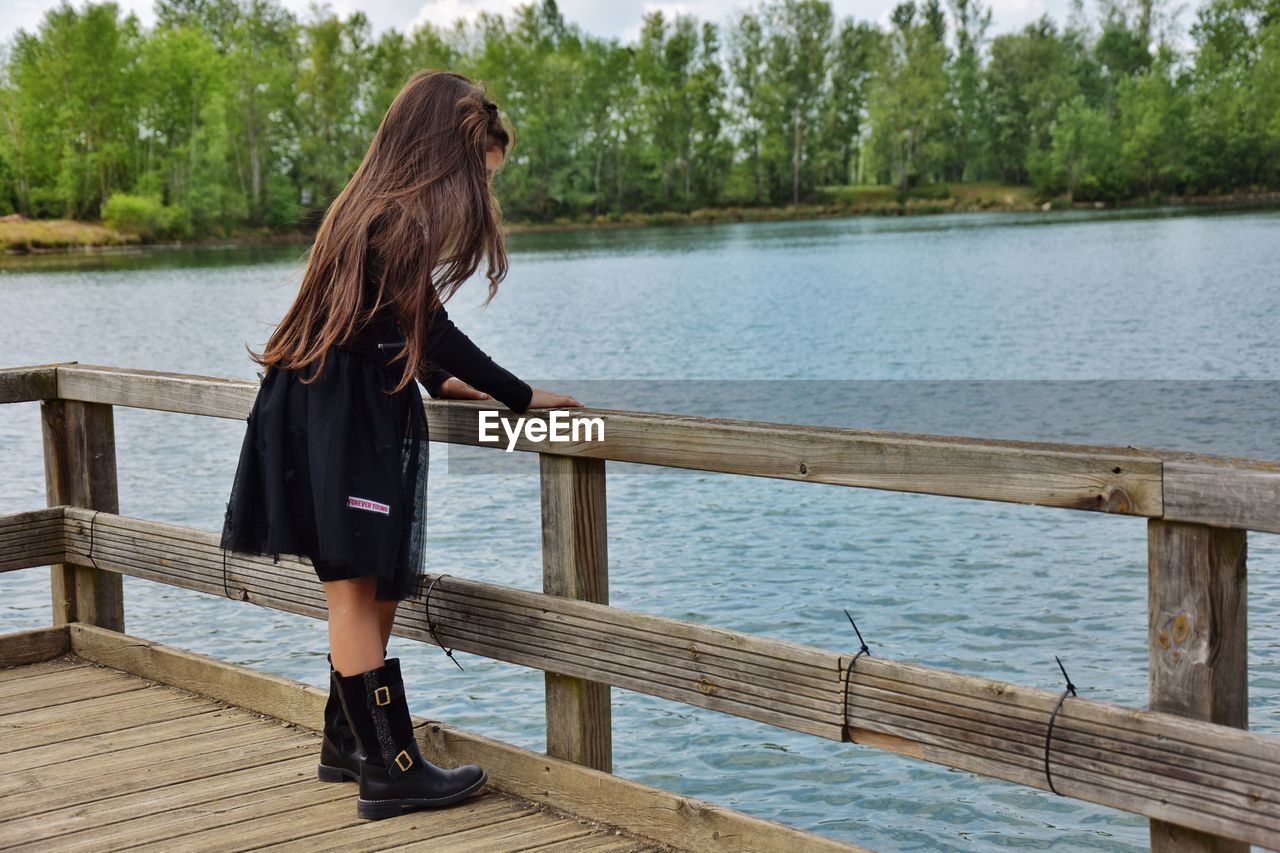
xmin=317 ymin=653 xmax=364 ymax=783
xmin=333 ymin=657 xmax=487 ymax=819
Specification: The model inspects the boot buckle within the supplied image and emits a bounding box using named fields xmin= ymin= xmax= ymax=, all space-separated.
xmin=394 ymin=749 xmax=414 ymax=772
xmin=374 ymin=686 xmax=391 ymax=706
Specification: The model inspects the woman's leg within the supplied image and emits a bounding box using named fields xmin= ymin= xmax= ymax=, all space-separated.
xmin=324 ymin=578 xmax=385 ymax=676
xmin=377 ymin=599 xmax=398 ymax=652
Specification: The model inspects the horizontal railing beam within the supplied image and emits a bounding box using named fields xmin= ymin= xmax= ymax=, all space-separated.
xmin=2 ymin=362 xmax=1278 ymax=529
xmin=53 ymin=364 xmax=1166 ymax=517
xmin=429 ymin=402 xmax=1167 ymax=518
xmin=20 ymin=362 xmax=1276 ymax=529
xmin=55 ymin=363 xmax=255 ymax=420
xmin=0 ymin=363 xmax=65 ymax=404
xmin=37 ymin=506 xmax=1280 ymax=848
xmin=0 ymin=507 xmax=65 ymax=573
xmin=1164 ymin=461 xmax=1280 ymax=534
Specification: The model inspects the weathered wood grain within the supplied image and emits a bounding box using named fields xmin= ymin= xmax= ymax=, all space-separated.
xmin=3 ymin=359 xmax=1277 ymax=851
xmin=0 ymin=362 xmax=61 ymax=403
xmin=66 ymin=623 xmax=865 ymax=853
xmin=541 ymin=453 xmax=613 ymax=773
xmin=0 ymin=689 xmax=207 ymax=754
xmin=0 ymin=624 xmax=69 ymax=666
xmin=0 ymin=662 xmax=116 ymax=700
xmin=40 ymin=399 xmax=123 ymax=629
xmin=54 ymin=362 xmax=256 ymax=419
xmin=0 ymin=667 xmax=145 ymax=713
xmin=0 ymin=507 xmax=66 ymax=573
xmin=2 ymin=363 xmax=1275 ymax=530
xmin=0 ymin=654 xmax=650 ymax=853
xmin=48 ymin=363 xmax=1175 ymax=517
xmin=1148 ymin=519 xmax=1249 ymax=853
xmin=261 ymin=798 xmax=545 ymax=853
xmin=61 ymin=508 xmax=843 ymax=739
xmin=1164 ymin=461 xmax=1280 ymax=534
xmin=40 ymin=777 xmax=354 ymax=851
xmin=429 ymin=401 xmax=1167 ymax=517
xmin=0 ymin=657 xmax=93 ymax=685
xmin=52 ymin=510 xmax=1280 ymax=848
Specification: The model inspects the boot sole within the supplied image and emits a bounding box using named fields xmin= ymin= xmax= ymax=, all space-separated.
xmin=317 ymin=763 xmax=359 ymax=783
xmin=356 ymin=770 xmax=488 ymax=819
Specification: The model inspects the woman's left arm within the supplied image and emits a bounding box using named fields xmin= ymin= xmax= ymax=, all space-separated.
xmin=414 ymin=299 xmax=533 ymax=412
xmin=417 ymin=363 xmax=457 ymax=398
xmin=419 ymin=364 xmax=493 ymax=401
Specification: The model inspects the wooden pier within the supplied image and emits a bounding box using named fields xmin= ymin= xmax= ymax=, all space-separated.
xmin=0 ymin=627 xmax=669 ymax=851
xmin=2 ymin=361 xmax=1280 ymax=851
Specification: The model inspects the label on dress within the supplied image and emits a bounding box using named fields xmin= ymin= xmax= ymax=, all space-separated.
xmin=346 ymin=495 xmax=391 ymax=515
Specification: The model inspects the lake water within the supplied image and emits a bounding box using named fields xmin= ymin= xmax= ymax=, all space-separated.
xmin=2 ymin=208 xmax=1279 ymax=851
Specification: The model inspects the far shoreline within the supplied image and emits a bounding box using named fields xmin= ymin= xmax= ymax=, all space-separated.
xmin=4 ymin=188 xmax=1278 ymax=257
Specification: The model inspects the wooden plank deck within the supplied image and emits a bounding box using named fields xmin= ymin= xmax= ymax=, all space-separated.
xmin=0 ymin=624 xmax=863 ymax=853
xmin=0 ymin=655 xmax=665 ymax=852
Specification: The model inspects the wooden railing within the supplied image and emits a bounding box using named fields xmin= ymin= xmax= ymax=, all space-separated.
xmin=2 ymin=362 xmax=1279 ymax=851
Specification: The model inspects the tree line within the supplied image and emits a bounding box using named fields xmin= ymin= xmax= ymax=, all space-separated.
xmin=1 ymin=0 xmax=1277 ymax=237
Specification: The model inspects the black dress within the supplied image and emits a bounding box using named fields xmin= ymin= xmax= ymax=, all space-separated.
xmin=219 ymin=246 xmax=533 ymax=601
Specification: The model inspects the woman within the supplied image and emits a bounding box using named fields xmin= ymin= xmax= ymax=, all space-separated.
xmin=219 ymin=69 xmax=582 ymax=820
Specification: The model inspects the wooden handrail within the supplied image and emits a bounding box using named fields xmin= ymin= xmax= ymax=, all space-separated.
xmin=0 ymin=508 xmax=63 ymax=573
xmin=3 ymin=362 xmax=1278 ymax=532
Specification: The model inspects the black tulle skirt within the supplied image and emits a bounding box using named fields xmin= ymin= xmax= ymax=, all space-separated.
xmin=219 ymin=338 xmax=429 ymax=602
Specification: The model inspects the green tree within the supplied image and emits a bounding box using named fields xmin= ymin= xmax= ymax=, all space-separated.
xmin=466 ymin=1 xmax=589 ymax=219
xmin=868 ymin=1 xmax=950 ymax=199
xmin=946 ymin=0 xmax=991 ymax=180
xmin=1116 ymin=52 xmax=1189 ymax=196
xmin=763 ymin=0 xmax=834 ymax=204
xmin=574 ymin=37 xmax=634 ymax=215
xmin=0 ymin=63 xmax=23 ymax=215
xmin=3 ymin=0 xmax=1280 ymax=232
xmin=138 ymin=23 xmax=232 ymax=231
xmin=6 ymin=2 xmax=142 ymax=218
xmin=982 ymin=18 xmax=1081 ymax=183
xmin=635 ymin=11 xmax=697 ymax=206
xmin=295 ymin=10 xmax=374 ymax=225
xmin=1036 ymin=93 xmax=1123 ymax=199
xmin=1254 ymin=21 xmax=1280 ymax=188
xmin=363 ymin=19 xmax=457 ymax=130
xmin=816 ymin=18 xmax=879 ymax=185
xmin=162 ymin=0 xmax=299 ymax=225
xmin=727 ymin=10 xmax=768 ymax=203
xmin=1185 ymin=0 xmax=1279 ymax=190
xmin=688 ymin=22 xmax=731 ymax=205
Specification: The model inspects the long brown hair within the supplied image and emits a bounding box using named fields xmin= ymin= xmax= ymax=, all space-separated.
xmin=252 ymin=69 xmax=515 ymax=394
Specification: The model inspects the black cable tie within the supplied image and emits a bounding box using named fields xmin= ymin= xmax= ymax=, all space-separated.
xmin=423 ymin=573 xmax=464 ymax=671
xmin=86 ymin=509 xmax=103 ymax=571
xmin=1044 ymin=655 xmax=1078 ymax=796
xmin=841 ymin=608 xmax=872 ymax=741
xmin=220 ymin=545 xmax=249 ymax=602
xmin=220 ymin=501 xmax=242 ymax=602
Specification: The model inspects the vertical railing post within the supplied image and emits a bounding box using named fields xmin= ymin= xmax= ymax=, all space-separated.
xmin=539 ymin=453 xmax=611 ymax=772
xmin=1147 ymin=519 xmax=1246 ymax=852
xmin=40 ymin=398 xmax=124 ymax=631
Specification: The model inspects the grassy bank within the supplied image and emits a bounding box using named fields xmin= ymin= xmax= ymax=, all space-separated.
xmin=506 ymin=183 xmax=1043 ymax=233
xmin=0 ymin=214 xmax=316 ymax=254
xmin=0 ymin=215 xmax=142 ymax=252
xmin=5 ymin=185 xmax=1276 ymax=253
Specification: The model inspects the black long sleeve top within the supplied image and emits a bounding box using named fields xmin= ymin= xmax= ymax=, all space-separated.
xmin=360 ymin=247 xmax=532 ymax=413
